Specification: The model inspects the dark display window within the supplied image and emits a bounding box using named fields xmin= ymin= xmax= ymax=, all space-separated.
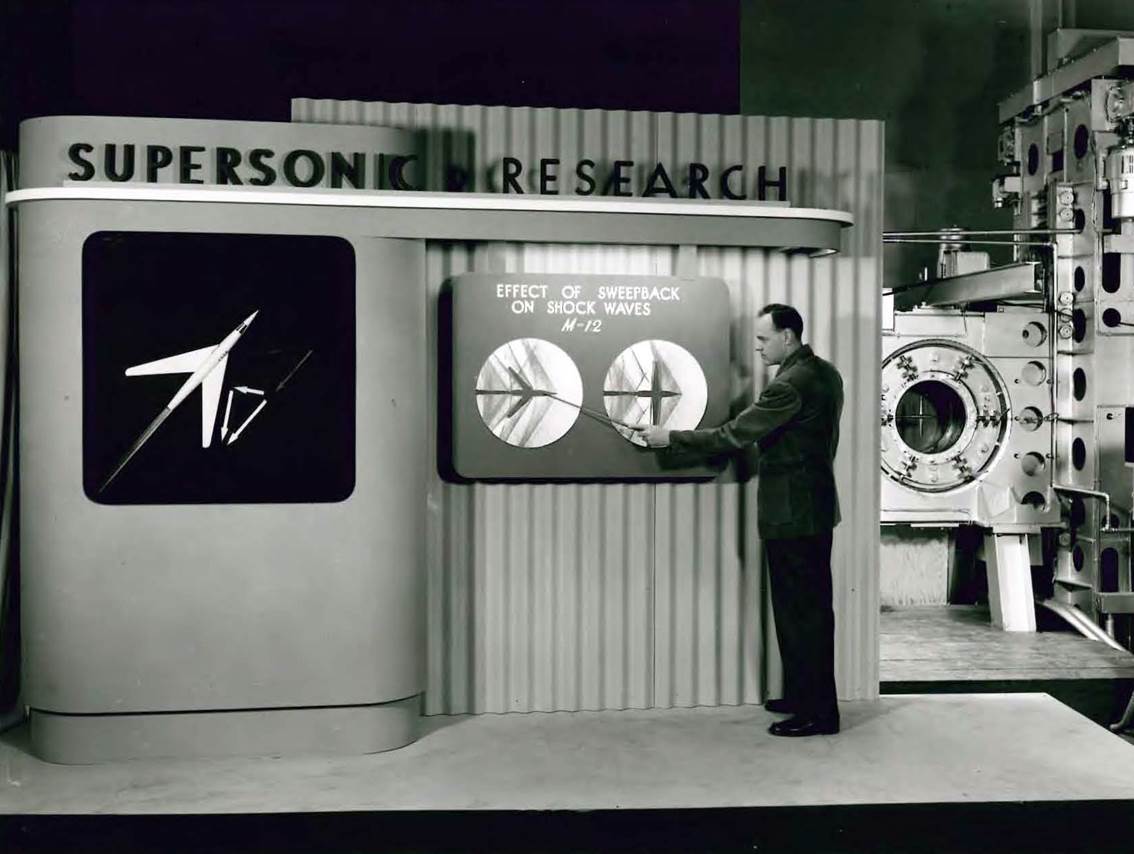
xmin=83 ymin=231 xmax=356 ymax=504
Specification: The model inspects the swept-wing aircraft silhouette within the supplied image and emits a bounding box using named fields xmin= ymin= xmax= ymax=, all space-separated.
xmin=124 ymin=310 xmax=259 ymax=447
xmin=99 ymin=310 xmax=258 ymax=492
xmin=501 ymin=366 xmax=555 ymax=417
xmin=473 ymin=364 xmax=633 ymax=432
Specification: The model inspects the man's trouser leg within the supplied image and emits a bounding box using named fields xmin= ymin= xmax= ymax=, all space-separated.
xmin=766 ymin=537 xmax=802 ymax=707
xmin=765 ymin=532 xmax=838 ymax=720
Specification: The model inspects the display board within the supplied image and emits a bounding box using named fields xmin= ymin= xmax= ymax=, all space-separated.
xmin=83 ymin=231 xmax=356 ymax=503
xmin=449 ymin=272 xmax=730 ymax=479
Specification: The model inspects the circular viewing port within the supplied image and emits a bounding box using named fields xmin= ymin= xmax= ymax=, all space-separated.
xmin=1022 ymin=322 xmax=1047 ymax=346
xmin=1018 ymin=407 xmax=1044 ymax=431
xmin=895 ymin=381 xmax=967 ymax=454
xmin=1020 ymin=491 xmax=1046 ymax=510
xmin=1103 ymin=308 xmax=1122 ymax=328
xmin=1021 ymin=361 xmax=1047 ymax=385
xmin=1020 ymin=452 xmax=1046 ymax=476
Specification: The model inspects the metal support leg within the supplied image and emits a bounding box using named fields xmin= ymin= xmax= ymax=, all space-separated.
xmin=985 ymin=532 xmax=1037 ymax=632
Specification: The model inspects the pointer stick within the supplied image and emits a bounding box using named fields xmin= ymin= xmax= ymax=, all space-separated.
xmin=275 ymin=349 xmax=312 ymax=393
xmin=544 ymin=391 xmax=640 ymax=431
xmin=227 ymin=349 xmax=314 ymax=445
xmin=574 ymin=404 xmax=642 ymax=433
xmin=97 ymin=408 xmax=174 ymax=493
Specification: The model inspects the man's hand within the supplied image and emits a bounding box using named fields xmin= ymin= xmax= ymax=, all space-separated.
xmin=637 ymin=426 xmax=672 ymax=448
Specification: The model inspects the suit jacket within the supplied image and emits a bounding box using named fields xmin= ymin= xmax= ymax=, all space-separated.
xmin=668 ymin=344 xmax=843 ymax=539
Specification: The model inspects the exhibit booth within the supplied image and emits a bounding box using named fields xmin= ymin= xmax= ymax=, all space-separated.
xmin=8 ymin=109 xmax=878 ymax=762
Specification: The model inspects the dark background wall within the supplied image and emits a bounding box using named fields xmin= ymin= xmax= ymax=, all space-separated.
xmin=0 ymin=0 xmax=740 ymax=150
xmin=8 ymin=1 xmax=1134 ymax=286
xmin=741 ymin=0 xmax=1134 ymax=288
xmin=742 ymin=0 xmax=1032 ymax=288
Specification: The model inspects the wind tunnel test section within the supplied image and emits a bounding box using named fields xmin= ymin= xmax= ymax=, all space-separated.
xmin=882 ymin=33 xmax=1134 ymax=661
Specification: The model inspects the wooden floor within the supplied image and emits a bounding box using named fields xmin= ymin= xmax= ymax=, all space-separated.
xmin=880 ymin=605 xmax=1134 ymax=683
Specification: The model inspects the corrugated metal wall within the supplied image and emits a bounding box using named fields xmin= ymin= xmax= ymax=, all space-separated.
xmin=293 ymin=100 xmax=882 ymax=713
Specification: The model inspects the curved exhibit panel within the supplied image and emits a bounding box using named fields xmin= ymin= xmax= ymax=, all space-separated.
xmin=18 ymin=199 xmax=426 ymax=762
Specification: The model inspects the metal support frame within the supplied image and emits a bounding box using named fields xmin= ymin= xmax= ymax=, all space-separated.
xmin=985 ymin=532 xmax=1037 ymax=632
xmin=892 ymin=262 xmax=1043 ymax=310
xmin=883 ymin=228 xmax=1079 ymax=237
xmin=1038 ymin=598 xmax=1128 ymax=651
xmin=999 ymin=35 xmax=1134 ymax=121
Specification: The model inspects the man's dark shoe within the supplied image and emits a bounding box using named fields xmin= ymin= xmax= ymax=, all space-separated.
xmin=764 ymin=698 xmax=796 ymax=715
xmin=768 ymin=715 xmax=840 ymax=737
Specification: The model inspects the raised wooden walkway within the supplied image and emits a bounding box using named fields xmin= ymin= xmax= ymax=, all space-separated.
xmin=880 ymin=605 xmax=1134 ymax=684
xmin=880 ymin=605 xmax=1134 ymax=733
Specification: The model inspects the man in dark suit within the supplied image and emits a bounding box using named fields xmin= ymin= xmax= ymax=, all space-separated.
xmin=639 ymin=303 xmax=843 ymax=737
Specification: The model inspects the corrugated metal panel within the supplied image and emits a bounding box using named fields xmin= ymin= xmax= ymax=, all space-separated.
xmin=294 ymin=100 xmax=882 ymax=712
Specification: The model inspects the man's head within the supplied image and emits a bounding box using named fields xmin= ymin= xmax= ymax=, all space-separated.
xmin=754 ymin=303 xmax=804 ymax=365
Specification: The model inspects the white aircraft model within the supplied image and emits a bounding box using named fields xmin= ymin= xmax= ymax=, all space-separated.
xmin=124 ymin=310 xmax=259 ymax=448
xmin=99 ymin=311 xmax=259 ymax=493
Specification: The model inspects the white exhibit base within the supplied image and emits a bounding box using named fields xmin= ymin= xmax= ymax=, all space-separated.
xmin=29 ymin=695 xmax=420 ymax=764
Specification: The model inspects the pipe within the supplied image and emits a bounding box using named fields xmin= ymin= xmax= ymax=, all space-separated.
xmin=1037 ymin=598 xmax=1129 ymax=653
xmin=1047 ymin=243 xmax=1057 ymax=470
xmin=882 ymin=238 xmax=1057 ymax=246
xmin=1052 ymin=483 xmax=1116 ymax=531
xmin=884 ymin=228 xmax=1080 ymax=237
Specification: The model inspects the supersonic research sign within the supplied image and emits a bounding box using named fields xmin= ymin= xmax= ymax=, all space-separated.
xmin=449 ymin=273 xmax=730 ymax=480
xmin=83 ymin=232 xmax=356 ymax=503
xmin=20 ymin=115 xmax=422 ymax=191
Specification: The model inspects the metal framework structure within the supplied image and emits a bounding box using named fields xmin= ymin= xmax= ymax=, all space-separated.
xmin=883 ymin=34 xmax=1134 ymax=700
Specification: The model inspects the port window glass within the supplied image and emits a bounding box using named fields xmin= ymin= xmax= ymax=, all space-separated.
xmin=895 ymin=380 xmax=967 ymax=454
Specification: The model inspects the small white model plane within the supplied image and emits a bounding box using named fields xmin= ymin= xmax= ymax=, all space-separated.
xmin=124 ymin=310 xmax=259 ymax=448
xmin=99 ymin=310 xmax=259 ymax=492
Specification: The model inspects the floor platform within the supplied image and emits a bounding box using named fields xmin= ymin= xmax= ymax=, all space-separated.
xmin=881 ymin=605 xmax=1134 ymax=728
xmin=880 ymin=605 xmax=1134 ymax=683
xmin=3 ymin=695 xmax=1134 ymax=851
